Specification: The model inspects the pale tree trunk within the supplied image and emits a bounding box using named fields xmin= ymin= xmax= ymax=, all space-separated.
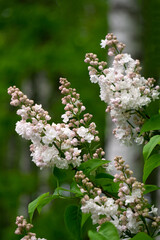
xmin=105 ymin=0 xmax=142 ymax=180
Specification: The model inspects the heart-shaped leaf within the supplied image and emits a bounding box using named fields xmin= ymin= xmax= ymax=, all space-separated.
xmin=143 ymin=154 xmax=160 ymax=183
xmin=140 ymin=115 xmax=160 ymax=134
xmin=64 ymin=205 xmax=82 ymax=240
xmin=28 ymin=192 xmax=54 ymax=221
xmin=130 ymin=232 xmax=153 ymax=239
xmin=78 ymin=159 xmax=109 ymax=175
xmin=143 ymin=135 xmax=160 ymax=161
xmin=88 ymin=222 xmax=120 ymax=240
xmin=144 ymin=184 xmax=160 ymax=194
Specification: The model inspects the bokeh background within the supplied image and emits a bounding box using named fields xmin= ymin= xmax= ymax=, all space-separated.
xmin=0 ymin=0 xmax=160 ymax=239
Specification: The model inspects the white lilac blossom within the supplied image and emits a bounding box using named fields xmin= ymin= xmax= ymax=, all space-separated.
xmin=81 ymin=198 xmax=118 ymax=224
xmin=125 ymin=208 xmax=143 ymax=234
xmin=76 ymin=169 xmax=144 ymax=236
xmin=85 ymin=33 xmax=160 ymax=145
xmin=8 ymin=85 xmax=82 ymax=169
xmin=100 ymin=39 xmax=108 ymax=48
xmin=8 ymin=79 xmax=102 ymax=170
xmin=61 ymin=113 xmax=73 ymax=123
xmin=149 ymin=206 xmax=158 ymax=216
xmin=75 ymin=157 xmax=160 ymax=238
xmin=103 ymin=162 xmax=114 ymax=173
xmin=125 ymin=189 xmax=142 ymax=205
xmin=15 ymin=118 xmax=81 ymax=169
xmin=77 ymin=126 xmax=94 ymax=143
xmin=81 ymin=197 xmax=142 ymax=235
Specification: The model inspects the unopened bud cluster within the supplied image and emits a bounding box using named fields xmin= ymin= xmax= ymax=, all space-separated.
xmin=114 ymin=157 xmax=147 ymax=213
xmin=85 ymin=53 xmax=107 ymax=76
xmin=59 ymin=78 xmax=84 ymax=123
xmin=15 ymin=216 xmax=46 ymax=240
xmin=8 ymin=86 xmax=51 ymax=124
xmin=100 ymin=33 xmax=126 ymax=55
xmin=93 ymin=147 xmax=105 ymax=159
xmin=8 ymin=86 xmax=34 ymax=107
xmin=75 ymin=171 xmax=102 ymax=199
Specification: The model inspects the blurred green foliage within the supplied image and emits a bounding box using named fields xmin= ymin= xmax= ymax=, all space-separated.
xmin=0 ymin=0 xmax=107 ymax=239
xmin=141 ymin=0 xmax=160 ymax=79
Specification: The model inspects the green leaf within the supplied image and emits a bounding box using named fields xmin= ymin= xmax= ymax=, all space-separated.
xmin=101 ymin=183 xmax=119 ymax=197
xmin=96 ymin=172 xmax=114 ymax=179
xmin=64 ymin=205 xmax=82 ymax=240
xmin=140 ymin=114 xmax=160 ymax=134
xmin=143 ymin=154 xmax=160 ymax=183
xmin=53 ymin=167 xmax=67 ymax=181
xmin=131 ymin=232 xmax=153 ymax=239
xmin=70 ymin=181 xmax=83 ymax=197
xmin=53 ymin=187 xmax=74 ymax=197
xmin=52 ymin=187 xmax=70 ymax=197
xmin=144 ymin=184 xmax=160 ymax=194
xmin=88 ymin=231 xmax=106 ymax=240
xmin=145 ymin=99 xmax=160 ymax=117
xmin=88 ymin=222 xmax=120 ymax=240
xmin=52 ymin=187 xmax=62 ymax=197
xmin=95 ymin=177 xmax=114 ymax=186
xmin=98 ymin=222 xmax=120 ymax=240
xmin=81 ymin=213 xmax=90 ymax=228
xmin=95 ymin=174 xmax=119 ymax=197
xmin=82 ymin=215 xmax=95 ymax=240
xmin=28 ymin=192 xmax=54 ymax=221
xmin=53 ymin=167 xmax=75 ymax=187
xmin=78 ymin=159 xmax=109 ymax=175
xmin=53 ymin=184 xmax=83 ymax=198
xmin=143 ymin=135 xmax=160 ymax=161
xmin=37 ymin=196 xmax=53 ymax=214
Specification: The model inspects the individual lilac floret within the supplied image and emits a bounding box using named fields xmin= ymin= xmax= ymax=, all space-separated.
xmin=85 ymin=33 xmax=160 ymax=145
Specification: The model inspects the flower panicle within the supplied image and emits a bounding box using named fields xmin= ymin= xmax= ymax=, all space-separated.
xmin=8 ymin=79 xmax=104 ymax=170
xmin=85 ymin=33 xmax=160 ymax=145
xmin=76 ymin=156 xmax=160 ymax=238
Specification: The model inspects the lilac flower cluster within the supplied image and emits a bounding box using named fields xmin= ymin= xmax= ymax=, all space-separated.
xmin=9 ymin=34 xmax=160 ymax=239
xmin=85 ymin=33 xmax=160 ymax=145
xmin=15 ymin=216 xmax=46 ymax=240
xmin=8 ymin=79 xmax=105 ymax=170
xmin=75 ymin=157 xmax=160 ymax=238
